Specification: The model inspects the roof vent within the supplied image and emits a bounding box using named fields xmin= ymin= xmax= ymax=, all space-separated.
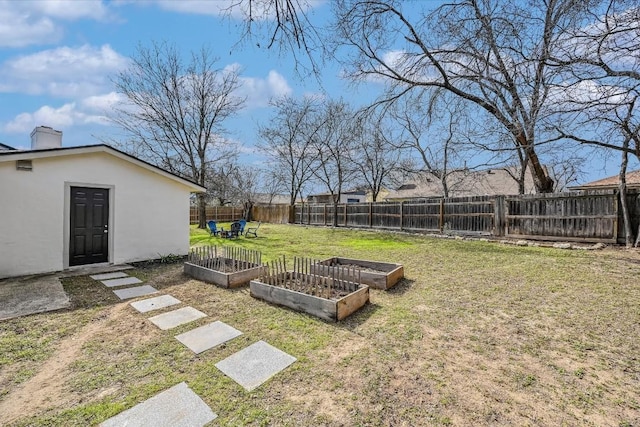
xmin=30 ymin=126 xmax=62 ymax=150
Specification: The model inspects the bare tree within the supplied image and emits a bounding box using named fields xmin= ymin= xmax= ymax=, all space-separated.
xmin=331 ymin=0 xmax=606 ymax=193
xmin=112 ymin=42 xmax=245 ymax=228
xmin=257 ymin=95 xmax=322 ymax=205
xmin=311 ymin=99 xmax=359 ymax=226
xmin=387 ymin=92 xmax=500 ymax=197
xmin=548 ymin=1 xmax=640 ymax=245
xmin=260 ymin=169 xmax=287 ymax=205
xmin=207 ymin=163 xmax=240 ymax=206
xmin=348 ymin=111 xmax=401 ymax=201
xmin=223 ymin=0 xmax=326 ymax=76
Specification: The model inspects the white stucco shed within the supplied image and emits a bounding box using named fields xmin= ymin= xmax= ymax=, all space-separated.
xmin=0 ymin=143 xmax=205 ymax=279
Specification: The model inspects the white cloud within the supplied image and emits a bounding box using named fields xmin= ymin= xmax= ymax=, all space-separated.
xmin=239 ymin=69 xmax=293 ymax=108
xmin=0 ymin=1 xmax=111 ymax=48
xmin=4 ymin=103 xmax=77 ymax=133
xmin=0 ymin=44 xmax=129 ymax=98
xmin=2 ymin=94 xmax=117 ymax=134
xmin=0 ymin=8 xmax=61 ymax=48
xmin=81 ymin=92 xmax=125 ymax=112
xmin=154 ymin=0 xmax=325 ymax=19
xmin=28 ymin=0 xmax=110 ymax=21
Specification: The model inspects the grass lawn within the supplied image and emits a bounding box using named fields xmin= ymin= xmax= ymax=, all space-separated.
xmin=1 ymin=223 xmax=639 ymax=426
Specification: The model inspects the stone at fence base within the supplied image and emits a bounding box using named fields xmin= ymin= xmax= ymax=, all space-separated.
xmin=516 ymin=240 xmax=529 ymax=246
xmin=552 ymin=243 xmax=572 ymax=249
xmin=591 ymin=243 xmax=607 ymax=250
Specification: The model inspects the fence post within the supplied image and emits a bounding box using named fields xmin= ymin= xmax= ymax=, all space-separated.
xmin=439 ymin=199 xmax=445 ymax=231
xmin=344 ymin=204 xmax=348 ymax=226
xmin=369 ymin=203 xmax=373 ymax=228
xmin=400 ymin=201 xmax=404 ymax=231
xmin=494 ymin=196 xmax=505 ymax=237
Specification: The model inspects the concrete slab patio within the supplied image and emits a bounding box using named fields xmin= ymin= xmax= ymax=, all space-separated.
xmin=215 ymin=340 xmax=297 ymax=391
xmin=0 ymin=274 xmax=70 ymax=321
xmin=1 ymin=264 xmax=134 ymax=321
xmin=175 ymin=321 xmax=242 ymax=354
xmin=99 ymin=382 xmax=217 ymax=427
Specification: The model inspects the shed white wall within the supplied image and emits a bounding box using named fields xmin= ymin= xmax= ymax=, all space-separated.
xmin=0 ymin=152 xmax=192 ymax=278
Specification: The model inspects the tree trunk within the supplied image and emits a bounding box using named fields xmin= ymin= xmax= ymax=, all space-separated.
xmin=244 ymin=201 xmax=254 ymax=221
xmin=517 ymin=133 xmax=554 ymax=193
xmin=197 ymin=192 xmax=207 ymax=229
xmin=634 ymin=193 xmax=640 ymax=247
xmin=619 ymin=149 xmax=633 ymax=247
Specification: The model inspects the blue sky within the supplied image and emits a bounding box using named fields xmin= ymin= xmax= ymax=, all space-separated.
xmin=0 ymin=0 xmax=632 ymax=185
xmin=0 ymin=0 xmax=345 ymax=157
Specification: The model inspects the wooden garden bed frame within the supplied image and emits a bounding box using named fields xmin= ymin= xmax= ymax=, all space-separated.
xmin=184 ymin=246 xmax=265 ymax=288
xmin=250 ymin=257 xmax=369 ymax=321
xmin=315 ymin=257 xmax=404 ymax=290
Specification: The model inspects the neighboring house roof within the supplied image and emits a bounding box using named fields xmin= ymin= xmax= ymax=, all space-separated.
xmin=0 ymin=142 xmax=16 ymax=151
xmin=0 ymin=144 xmax=206 ymax=192
xmin=569 ymin=170 xmax=640 ymax=191
xmin=308 ymin=190 xmax=366 ymax=198
xmin=385 ymin=168 xmax=536 ymax=200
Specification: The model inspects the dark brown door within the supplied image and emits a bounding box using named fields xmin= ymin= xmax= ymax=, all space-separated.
xmin=70 ymin=187 xmax=109 ymax=266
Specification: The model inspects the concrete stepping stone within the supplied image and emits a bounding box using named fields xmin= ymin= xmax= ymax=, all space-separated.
xmin=90 ymin=271 xmax=130 ymax=281
xmin=215 ymin=340 xmax=297 ymax=391
xmin=99 ymin=381 xmax=216 ymax=427
xmin=101 ymin=276 xmax=143 ymax=288
xmin=175 ymin=321 xmax=242 ymax=354
xmin=113 ymin=285 xmax=158 ymax=300
xmin=148 ymin=306 xmax=207 ymax=330
xmin=130 ymin=294 xmax=181 ymax=313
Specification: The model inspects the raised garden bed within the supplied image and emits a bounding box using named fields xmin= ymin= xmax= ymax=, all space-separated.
xmin=184 ymin=246 xmax=265 ymax=288
xmin=250 ymin=257 xmax=369 ymax=321
xmin=314 ymin=257 xmax=404 ymax=290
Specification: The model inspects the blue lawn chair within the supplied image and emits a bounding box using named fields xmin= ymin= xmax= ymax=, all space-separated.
xmin=238 ymin=219 xmax=247 ymax=235
xmin=207 ymin=220 xmax=222 ymax=237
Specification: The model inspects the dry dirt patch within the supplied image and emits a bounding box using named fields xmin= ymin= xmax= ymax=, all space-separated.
xmin=0 ymin=304 xmax=128 ymax=423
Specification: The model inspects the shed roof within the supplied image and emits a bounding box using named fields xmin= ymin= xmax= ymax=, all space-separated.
xmin=0 ymin=144 xmax=206 ymax=192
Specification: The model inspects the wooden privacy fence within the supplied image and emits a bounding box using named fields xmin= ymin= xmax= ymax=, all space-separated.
xmin=294 ymin=191 xmax=635 ymax=243
xmin=190 ymin=206 xmax=244 ymax=224
xmin=191 ymin=204 xmax=292 ymax=224
xmin=252 ymin=204 xmax=292 ymax=224
xmin=296 ymin=196 xmax=498 ymax=235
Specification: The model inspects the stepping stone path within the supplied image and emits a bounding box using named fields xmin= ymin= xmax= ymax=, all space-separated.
xmin=90 ymin=272 xmax=130 ymax=281
xmin=215 ymin=340 xmax=297 ymax=391
xmin=175 ymin=321 xmax=242 ymax=354
xmin=113 ymin=285 xmax=158 ymax=300
xmin=100 ymin=276 xmax=143 ymax=288
xmin=88 ymin=268 xmax=298 ymax=423
xmin=148 ymin=306 xmax=207 ymax=330
xmin=99 ymin=382 xmax=216 ymax=427
xmin=130 ymin=294 xmax=181 ymax=313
